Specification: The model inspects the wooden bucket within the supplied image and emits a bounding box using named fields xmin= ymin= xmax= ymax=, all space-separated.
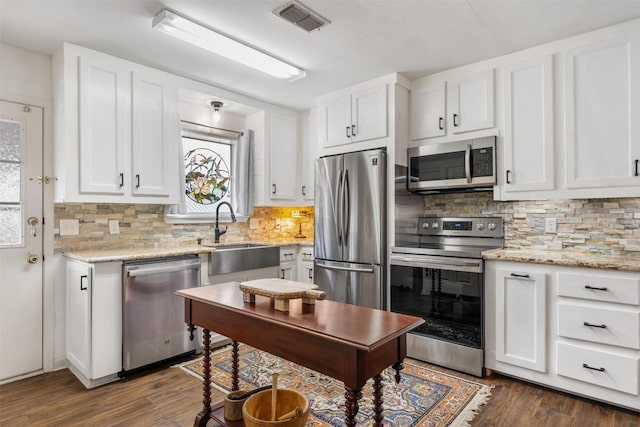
xmin=242 ymin=389 xmax=310 ymax=427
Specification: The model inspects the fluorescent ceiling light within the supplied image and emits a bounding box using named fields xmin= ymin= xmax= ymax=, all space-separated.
xmin=152 ymin=9 xmax=306 ymax=81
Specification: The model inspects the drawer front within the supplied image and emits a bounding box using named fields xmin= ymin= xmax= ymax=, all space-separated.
xmin=299 ymin=247 xmax=314 ymax=261
xmin=558 ymin=303 xmax=640 ymax=349
xmin=557 ymin=272 xmax=640 ymax=305
xmin=279 ymin=247 xmax=297 ymax=262
xmin=557 ymin=342 xmax=639 ymax=395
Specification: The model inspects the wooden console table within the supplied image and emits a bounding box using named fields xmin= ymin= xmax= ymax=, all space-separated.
xmin=177 ymin=281 xmax=424 ymax=427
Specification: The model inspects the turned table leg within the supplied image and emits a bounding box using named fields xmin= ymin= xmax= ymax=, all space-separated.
xmin=231 ymin=340 xmax=240 ymax=391
xmin=194 ymin=329 xmax=212 ymax=427
xmin=372 ymin=373 xmax=384 ymax=427
xmin=393 ymin=360 xmax=404 ymax=384
xmin=344 ymin=386 xmax=362 ymax=427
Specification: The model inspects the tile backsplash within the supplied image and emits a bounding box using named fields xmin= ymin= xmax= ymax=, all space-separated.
xmin=420 ymin=192 xmax=640 ymax=254
xmin=54 ymin=204 xmax=314 ymax=253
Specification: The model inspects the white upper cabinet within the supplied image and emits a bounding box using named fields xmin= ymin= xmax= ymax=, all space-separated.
xmin=564 ymin=33 xmax=640 ymax=190
xmin=78 ymin=55 xmax=129 ymax=195
xmin=503 ymin=55 xmax=554 ymax=193
xmin=54 ymin=43 xmax=179 ymax=204
xmin=411 ymin=81 xmax=446 ymax=139
xmin=270 ymin=112 xmax=298 ymax=200
xmin=448 ymin=69 xmax=495 ymax=134
xmin=300 ymin=110 xmax=316 ymax=201
xmin=319 ymin=82 xmax=388 ymax=149
xmin=411 ymin=69 xmax=494 ymax=141
xmin=131 ymin=71 xmax=178 ymax=198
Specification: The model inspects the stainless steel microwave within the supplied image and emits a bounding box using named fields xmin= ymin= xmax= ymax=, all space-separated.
xmin=407 ymin=136 xmax=496 ymax=193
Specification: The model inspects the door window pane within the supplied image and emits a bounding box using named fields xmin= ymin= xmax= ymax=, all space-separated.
xmin=0 ymin=163 xmax=20 ymax=203
xmin=0 ymin=206 xmax=21 ymax=245
xmin=0 ymin=119 xmax=20 ymax=161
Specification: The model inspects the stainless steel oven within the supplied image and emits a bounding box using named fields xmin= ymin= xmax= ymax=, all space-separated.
xmin=390 ymin=216 xmax=503 ymax=377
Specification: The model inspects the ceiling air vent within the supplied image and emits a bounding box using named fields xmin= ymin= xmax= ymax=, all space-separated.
xmin=273 ymin=1 xmax=330 ymax=32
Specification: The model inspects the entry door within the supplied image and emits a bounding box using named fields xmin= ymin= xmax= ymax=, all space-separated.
xmin=0 ymin=100 xmax=44 ymax=381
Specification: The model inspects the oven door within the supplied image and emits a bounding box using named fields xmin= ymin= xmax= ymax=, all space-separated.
xmin=390 ymin=253 xmax=484 ymax=349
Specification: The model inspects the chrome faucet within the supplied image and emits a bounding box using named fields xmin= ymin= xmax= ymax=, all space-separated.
xmin=214 ymin=202 xmax=237 ymax=243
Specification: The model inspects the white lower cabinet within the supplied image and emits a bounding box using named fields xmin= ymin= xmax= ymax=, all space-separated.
xmin=485 ymin=260 xmax=640 ymax=410
xmin=297 ymin=246 xmax=314 ymax=284
xmin=279 ymin=246 xmax=297 ymax=280
xmin=66 ymin=260 xmax=122 ymax=388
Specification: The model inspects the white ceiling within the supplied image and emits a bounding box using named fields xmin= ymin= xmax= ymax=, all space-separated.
xmin=2 ymin=0 xmax=640 ymax=111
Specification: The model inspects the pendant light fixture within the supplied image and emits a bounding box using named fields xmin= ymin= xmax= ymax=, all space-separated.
xmin=152 ymin=9 xmax=306 ymax=81
xmin=210 ymin=101 xmax=223 ymax=123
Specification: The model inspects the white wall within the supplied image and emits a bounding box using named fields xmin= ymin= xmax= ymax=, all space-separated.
xmin=0 ymin=43 xmax=59 ymax=371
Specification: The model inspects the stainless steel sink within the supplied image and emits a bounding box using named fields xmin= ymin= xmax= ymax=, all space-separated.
xmin=207 ymin=243 xmax=279 ymax=275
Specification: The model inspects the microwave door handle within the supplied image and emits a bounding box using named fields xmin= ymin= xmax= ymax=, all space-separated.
xmin=465 ymin=144 xmax=472 ymax=183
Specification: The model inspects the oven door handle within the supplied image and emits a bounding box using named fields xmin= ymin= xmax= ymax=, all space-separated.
xmin=390 ymin=254 xmax=483 ymax=273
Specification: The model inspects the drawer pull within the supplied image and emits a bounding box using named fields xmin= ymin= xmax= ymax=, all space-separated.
xmin=583 ymin=321 xmax=607 ymax=329
xmin=510 ymin=273 xmax=530 ymax=278
xmin=582 ymin=363 xmax=605 ymax=372
xmin=584 ymin=285 xmax=608 ymax=291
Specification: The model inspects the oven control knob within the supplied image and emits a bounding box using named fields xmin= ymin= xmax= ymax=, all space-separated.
xmin=431 ymin=222 xmax=439 ymax=229
xmin=477 ymin=223 xmax=485 ymax=230
xmin=422 ymin=222 xmax=430 ymax=229
xmin=488 ymin=223 xmax=497 ymax=231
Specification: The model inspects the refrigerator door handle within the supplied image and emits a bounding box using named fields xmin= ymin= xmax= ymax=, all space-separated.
xmin=343 ymin=169 xmax=350 ymax=247
xmin=337 ymin=169 xmax=344 ymax=246
xmin=315 ymin=260 xmax=374 ymax=273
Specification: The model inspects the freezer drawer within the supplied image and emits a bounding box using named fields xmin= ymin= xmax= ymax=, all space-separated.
xmin=314 ymin=260 xmax=384 ymax=309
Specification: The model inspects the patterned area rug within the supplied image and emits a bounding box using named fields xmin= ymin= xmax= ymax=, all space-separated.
xmin=179 ymin=344 xmax=492 ymax=426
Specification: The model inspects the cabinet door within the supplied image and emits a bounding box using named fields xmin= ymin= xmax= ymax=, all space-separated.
xmin=78 ymin=56 xmax=129 ymax=195
xmin=351 ymin=84 xmax=388 ymax=143
xmin=270 ymin=113 xmax=298 ymax=200
xmin=320 ymin=94 xmax=351 ymax=148
xmin=66 ymin=261 xmax=92 ymax=378
xmin=300 ymin=111 xmax=316 ymax=200
xmin=411 ymin=81 xmax=446 ymax=139
xmin=131 ymin=71 xmax=178 ymax=198
xmin=503 ymin=56 xmax=554 ymax=192
xmin=495 ymin=269 xmax=547 ymax=372
xmin=280 ymin=262 xmax=296 ymax=280
xmin=298 ymin=262 xmax=314 ymax=284
xmin=565 ymin=34 xmax=640 ymax=189
xmin=448 ymin=69 xmax=494 ymax=134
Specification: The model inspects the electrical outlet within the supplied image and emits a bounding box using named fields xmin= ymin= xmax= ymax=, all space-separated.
xmin=59 ymin=219 xmax=79 ymax=236
xmin=545 ymin=217 xmax=557 ymax=233
xmin=109 ymin=219 xmax=120 ymax=235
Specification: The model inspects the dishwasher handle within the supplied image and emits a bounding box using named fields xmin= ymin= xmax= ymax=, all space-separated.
xmin=126 ymin=261 xmax=200 ymax=277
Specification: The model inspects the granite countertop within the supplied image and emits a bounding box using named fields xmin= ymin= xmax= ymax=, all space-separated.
xmin=483 ymin=248 xmax=640 ymax=272
xmin=63 ymin=241 xmax=313 ymax=263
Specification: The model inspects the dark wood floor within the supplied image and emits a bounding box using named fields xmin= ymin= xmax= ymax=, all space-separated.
xmin=1 ymin=359 xmax=638 ymax=426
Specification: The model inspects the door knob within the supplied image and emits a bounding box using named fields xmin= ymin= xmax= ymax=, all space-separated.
xmin=28 ymin=254 xmax=39 ymax=264
xmin=27 ymin=216 xmax=39 ymax=237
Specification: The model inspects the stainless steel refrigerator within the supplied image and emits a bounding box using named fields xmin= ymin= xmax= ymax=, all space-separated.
xmin=314 ymin=148 xmax=386 ymax=309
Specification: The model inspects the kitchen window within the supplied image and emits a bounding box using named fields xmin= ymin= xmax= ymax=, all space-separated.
xmin=164 ymin=129 xmax=253 ymax=223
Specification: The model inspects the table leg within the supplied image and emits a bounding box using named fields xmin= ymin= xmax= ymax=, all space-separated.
xmin=194 ymin=329 xmax=212 ymax=427
xmin=393 ymin=360 xmax=404 ymax=384
xmin=344 ymin=386 xmax=362 ymax=427
xmin=373 ymin=373 xmax=384 ymax=427
xmin=231 ymin=340 xmax=239 ymax=391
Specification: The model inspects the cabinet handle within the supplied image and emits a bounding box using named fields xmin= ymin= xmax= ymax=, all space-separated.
xmin=301 ymin=185 xmax=306 ymax=196
xmin=280 ymin=269 xmax=285 ymax=279
xmin=351 ymin=124 xmax=356 ymax=137
xmin=438 ymin=117 xmax=443 ymax=130
xmin=453 ymin=113 xmax=459 ymax=127
xmin=506 ymin=170 xmax=512 ymax=184
xmin=272 ymin=184 xmax=276 ymax=194
xmin=135 ymin=174 xmax=140 ymax=188
xmin=584 ymin=285 xmax=608 ymax=291
xmin=582 ymin=363 xmax=605 ymax=372
xmin=583 ymin=321 xmax=607 ymax=329
xmin=510 ymin=272 xmax=530 ymax=278
xmin=119 ymin=173 xmax=124 ymax=187
xmin=80 ymin=275 xmax=88 ymax=291
xmin=635 ymin=159 xmax=639 ymax=177
xmin=308 ymin=268 xmax=313 ymax=279
xmin=346 ymin=126 xmax=351 ymax=138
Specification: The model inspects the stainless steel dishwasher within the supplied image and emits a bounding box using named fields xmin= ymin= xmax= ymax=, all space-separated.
xmin=122 ymin=255 xmax=201 ymax=373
